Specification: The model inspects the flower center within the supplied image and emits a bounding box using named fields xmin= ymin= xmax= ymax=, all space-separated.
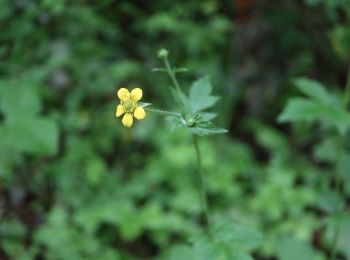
xmin=122 ymin=99 xmax=136 ymax=113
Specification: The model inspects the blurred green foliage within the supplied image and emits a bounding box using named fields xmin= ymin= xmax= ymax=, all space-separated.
xmin=0 ymin=0 xmax=350 ymax=259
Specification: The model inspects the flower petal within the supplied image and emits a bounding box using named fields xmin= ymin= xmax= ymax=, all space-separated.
xmin=117 ymin=88 xmax=130 ymax=101
xmin=122 ymin=113 xmax=133 ymax=127
xmin=116 ymin=105 xmax=125 ymax=117
xmin=134 ymin=106 xmax=145 ymax=120
xmin=130 ymin=88 xmax=143 ymax=102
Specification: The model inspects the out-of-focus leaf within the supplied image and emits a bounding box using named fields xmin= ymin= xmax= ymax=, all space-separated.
xmin=276 ymin=237 xmax=324 ymax=260
xmin=293 ymin=78 xmax=332 ymax=105
xmin=193 ymin=235 xmax=254 ymax=260
xmin=211 ymin=220 xmax=263 ymax=251
xmin=324 ymin=214 xmax=350 ymax=260
xmin=278 ymin=98 xmax=326 ymax=122
xmin=278 ymin=98 xmax=350 ymax=134
xmin=165 ymin=244 xmax=195 ymax=260
xmin=0 ymin=118 xmax=59 ymax=156
xmin=0 ymin=82 xmax=41 ymax=122
xmin=329 ymin=26 xmax=350 ymax=59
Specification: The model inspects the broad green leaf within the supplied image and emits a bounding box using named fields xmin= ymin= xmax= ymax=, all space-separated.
xmin=0 ymin=118 xmax=59 ymax=156
xmin=193 ymin=236 xmax=254 ymax=260
xmin=324 ymin=214 xmax=350 ymax=259
xmin=318 ymin=189 xmax=345 ymax=214
xmin=278 ymin=98 xmax=325 ymax=122
xmin=313 ymin=136 xmax=338 ymax=163
xmin=278 ymin=97 xmax=350 ymax=134
xmin=211 ymin=220 xmax=263 ymax=251
xmin=170 ymin=87 xmax=190 ymax=113
xmin=0 ymin=81 xmax=41 ymax=122
xmin=189 ymin=76 xmax=219 ymax=113
xmin=276 ymin=237 xmax=324 ymax=260
xmin=166 ymin=244 xmax=195 ymax=260
xmin=293 ymin=78 xmax=332 ymax=105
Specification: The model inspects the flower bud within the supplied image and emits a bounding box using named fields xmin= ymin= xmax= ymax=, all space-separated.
xmin=157 ymin=48 xmax=169 ymax=59
xmin=187 ymin=118 xmax=196 ymax=127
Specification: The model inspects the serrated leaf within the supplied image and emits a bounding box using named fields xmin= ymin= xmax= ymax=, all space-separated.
xmin=293 ymin=78 xmax=332 ymax=105
xmin=170 ymin=87 xmax=190 ymax=113
xmin=189 ymin=76 xmax=219 ymax=113
xmin=166 ymin=115 xmax=186 ymax=131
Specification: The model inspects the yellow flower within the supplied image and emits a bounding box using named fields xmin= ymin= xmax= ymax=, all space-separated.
xmin=115 ymin=87 xmax=146 ymax=127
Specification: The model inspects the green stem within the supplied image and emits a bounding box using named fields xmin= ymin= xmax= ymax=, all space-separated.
xmin=163 ymin=57 xmax=183 ymax=93
xmin=145 ymin=108 xmax=181 ymax=117
xmin=329 ymin=64 xmax=350 ymax=259
xmin=330 ymin=114 xmax=346 ymax=260
xmin=193 ymin=135 xmax=211 ymax=232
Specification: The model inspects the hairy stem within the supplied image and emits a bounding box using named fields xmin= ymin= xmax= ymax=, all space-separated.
xmin=163 ymin=57 xmax=182 ymax=93
xmin=193 ymin=135 xmax=211 ymax=232
xmin=145 ymin=108 xmax=181 ymax=117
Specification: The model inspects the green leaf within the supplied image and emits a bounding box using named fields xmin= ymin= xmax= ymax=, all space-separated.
xmin=189 ymin=126 xmax=228 ymax=136
xmin=189 ymin=76 xmax=219 ymax=113
xmin=278 ymin=98 xmax=325 ymax=122
xmin=0 ymin=81 xmax=41 ymax=122
xmin=198 ymin=112 xmax=217 ymax=121
xmin=293 ymin=78 xmax=332 ymax=105
xmin=165 ymin=116 xmax=187 ymax=131
xmin=278 ymin=97 xmax=350 ymax=134
xmin=210 ymin=220 xmax=263 ymax=251
xmin=276 ymin=237 xmax=324 ymax=260
xmin=193 ymin=235 xmax=254 ymax=260
xmin=166 ymin=244 xmax=195 ymax=260
xmin=188 ymin=116 xmax=228 ymax=136
xmin=324 ymin=214 xmax=350 ymax=259
xmin=0 ymin=118 xmax=59 ymax=156
xmin=170 ymin=87 xmax=190 ymax=113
